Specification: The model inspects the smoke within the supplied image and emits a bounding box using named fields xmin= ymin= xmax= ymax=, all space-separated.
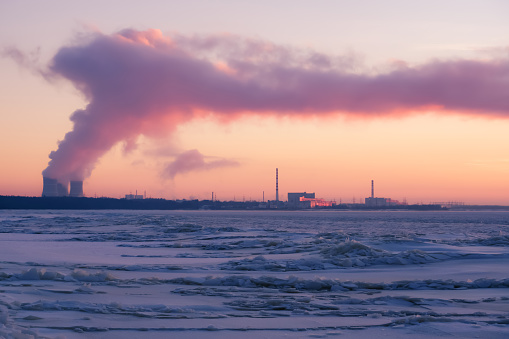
xmin=1 ymin=46 xmax=43 ymax=76
xmin=163 ymin=149 xmax=239 ymax=179
xmin=7 ymin=29 xmax=508 ymax=183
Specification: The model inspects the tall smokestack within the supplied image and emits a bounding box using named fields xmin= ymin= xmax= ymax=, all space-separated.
xmin=371 ymin=180 xmax=374 ymax=199
xmin=69 ymin=181 xmax=84 ymax=197
xmin=276 ymin=168 xmax=279 ymax=202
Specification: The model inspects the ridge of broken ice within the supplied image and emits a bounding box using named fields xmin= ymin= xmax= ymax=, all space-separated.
xmin=5 ymin=268 xmax=509 ymax=292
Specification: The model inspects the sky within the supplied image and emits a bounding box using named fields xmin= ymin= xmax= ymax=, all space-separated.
xmin=1 ymin=0 xmax=509 ymax=204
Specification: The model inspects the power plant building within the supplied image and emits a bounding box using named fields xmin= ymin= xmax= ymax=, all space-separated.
xmin=299 ymin=197 xmax=335 ymax=208
xmin=69 ymin=181 xmax=84 ymax=197
xmin=288 ymin=192 xmax=335 ymax=208
xmin=42 ymin=177 xmax=69 ymax=197
xmin=365 ymin=197 xmax=394 ymax=207
xmin=364 ymin=180 xmax=400 ymax=207
xmin=42 ymin=177 xmax=83 ymax=197
xmin=125 ymin=194 xmax=144 ymax=200
xmin=125 ymin=190 xmax=144 ymax=200
xmin=288 ymin=192 xmax=315 ymax=204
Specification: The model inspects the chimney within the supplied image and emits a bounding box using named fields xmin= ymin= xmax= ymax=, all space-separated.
xmin=69 ymin=181 xmax=84 ymax=197
xmin=276 ymin=168 xmax=279 ymax=202
xmin=371 ymin=180 xmax=374 ymax=199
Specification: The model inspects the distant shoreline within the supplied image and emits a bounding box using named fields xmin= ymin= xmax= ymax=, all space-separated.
xmin=8 ymin=195 xmax=506 ymax=211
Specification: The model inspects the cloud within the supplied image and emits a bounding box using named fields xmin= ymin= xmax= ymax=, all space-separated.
xmin=163 ymin=149 xmax=239 ymax=179
xmin=5 ymin=28 xmax=508 ymax=184
xmin=1 ymin=46 xmax=44 ymax=76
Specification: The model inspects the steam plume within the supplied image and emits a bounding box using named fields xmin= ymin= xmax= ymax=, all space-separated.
xmin=164 ymin=149 xmax=239 ymax=179
xmin=34 ymin=29 xmax=509 ymax=182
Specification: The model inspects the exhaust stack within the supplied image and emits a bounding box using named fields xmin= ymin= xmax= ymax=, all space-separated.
xmin=276 ymin=168 xmax=279 ymax=202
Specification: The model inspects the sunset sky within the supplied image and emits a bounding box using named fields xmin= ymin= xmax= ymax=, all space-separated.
xmin=1 ymin=0 xmax=509 ymax=204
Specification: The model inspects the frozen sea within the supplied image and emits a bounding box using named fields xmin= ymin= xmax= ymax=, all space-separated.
xmin=1 ymin=209 xmax=509 ymax=338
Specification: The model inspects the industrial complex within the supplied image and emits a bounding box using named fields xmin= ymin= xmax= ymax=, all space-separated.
xmin=364 ymin=180 xmax=401 ymax=207
xmin=39 ymin=169 xmax=437 ymax=210
xmin=42 ymin=177 xmax=84 ymax=198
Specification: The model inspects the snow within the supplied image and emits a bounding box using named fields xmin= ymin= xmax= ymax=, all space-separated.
xmin=0 ymin=210 xmax=509 ymax=338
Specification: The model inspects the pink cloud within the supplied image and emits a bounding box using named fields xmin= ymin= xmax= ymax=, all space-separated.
xmin=7 ymin=29 xmax=506 ymax=184
xmin=163 ymin=149 xmax=239 ymax=179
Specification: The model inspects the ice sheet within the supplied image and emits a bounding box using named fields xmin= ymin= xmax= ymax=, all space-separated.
xmin=1 ymin=210 xmax=508 ymax=338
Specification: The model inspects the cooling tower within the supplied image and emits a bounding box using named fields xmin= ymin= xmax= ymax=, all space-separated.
xmin=42 ymin=176 xmax=69 ymax=197
xmin=42 ymin=177 xmax=59 ymax=197
xmin=69 ymin=181 xmax=84 ymax=197
xmin=57 ymin=182 xmax=68 ymax=196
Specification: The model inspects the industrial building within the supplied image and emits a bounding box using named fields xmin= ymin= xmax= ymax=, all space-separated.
xmin=125 ymin=190 xmax=144 ymax=200
xmin=364 ymin=180 xmax=400 ymax=207
xmin=298 ymin=197 xmax=335 ymax=208
xmin=288 ymin=192 xmax=315 ymax=204
xmin=42 ymin=177 xmax=84 ymax=197
xmin=125 ymin=194 xmax=144 ymax=200
xmin=288 ymin=192 xmax=335 ymax=208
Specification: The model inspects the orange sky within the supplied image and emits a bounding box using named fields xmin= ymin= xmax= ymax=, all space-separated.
xmin=1 ymin=1 xmax=508 ymax=205
xmin=4 ymin=112 xmax=506 ymax=204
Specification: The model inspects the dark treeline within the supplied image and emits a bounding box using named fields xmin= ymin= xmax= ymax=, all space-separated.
xmin=0 ymin=195 xmax=450 ymax=210
xmin=0 ymin=196 xmax=257 ymax=210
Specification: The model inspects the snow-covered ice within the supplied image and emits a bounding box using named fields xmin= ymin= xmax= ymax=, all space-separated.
xmin=0 ymin=210 xmax=508 ymax=338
